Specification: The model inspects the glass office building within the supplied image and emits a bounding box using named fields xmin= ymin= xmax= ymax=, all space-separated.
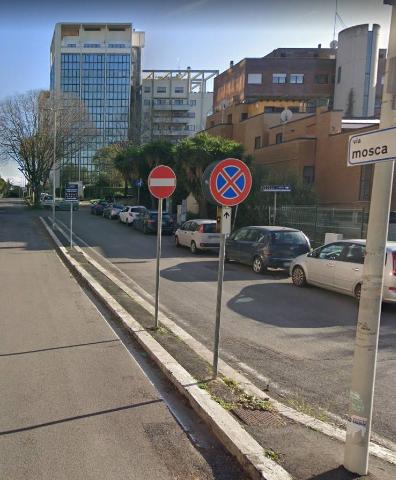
xmin=50 ymin=23 xmax=145 ymax=185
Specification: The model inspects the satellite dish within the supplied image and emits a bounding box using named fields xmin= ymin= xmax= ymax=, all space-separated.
xmin=280 ymin=108 xmax=293 ymax=123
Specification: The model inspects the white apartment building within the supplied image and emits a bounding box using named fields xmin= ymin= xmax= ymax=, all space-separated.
xmin=141 ymin=69 xmax=218 ymax=144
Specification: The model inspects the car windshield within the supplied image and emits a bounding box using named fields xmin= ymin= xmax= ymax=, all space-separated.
xmin=201 ymin=223 xmax=216 ymax=233
xmin=150 ymin=212 xmax=170 ymax=219
xmin=271 ymin=231 xmax=307 ymax=245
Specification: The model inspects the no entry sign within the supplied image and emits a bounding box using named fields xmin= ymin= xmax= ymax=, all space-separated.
xmin=148 ymin=165 xmax=177 ymax=199
xmin=209 ymin=158 xmax=252 ymax=207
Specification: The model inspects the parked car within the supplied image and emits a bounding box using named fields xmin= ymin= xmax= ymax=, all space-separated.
xmin=91 ymin=201 xmax=108 ymax=215
xmin=103 ymin=203 xmax=124 ymax=219
xmin=225 ymin=226 xmax=311 ymax=273
xmin=290 ymin=239 xmax=396 ymax=303
xmin=175 ymin=219 xmax=221 ymax=254
xmin=134 ymin=210 xmax=174 ymax=235
xmin=119 ymin=206 xmax=148 ymax=226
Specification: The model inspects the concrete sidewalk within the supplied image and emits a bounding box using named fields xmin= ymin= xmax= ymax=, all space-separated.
xmin=0 ymin=200 xmax=244 ymax=480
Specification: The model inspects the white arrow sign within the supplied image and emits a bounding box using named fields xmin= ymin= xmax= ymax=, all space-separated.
xmin=348 ymin=126 xmax=396 ymax=166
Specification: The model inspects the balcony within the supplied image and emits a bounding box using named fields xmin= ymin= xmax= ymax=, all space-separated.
xmin=152 ymin=116 xmax=189 ymax=124
xmin=152 ymin=129 xmax=190 ymax=136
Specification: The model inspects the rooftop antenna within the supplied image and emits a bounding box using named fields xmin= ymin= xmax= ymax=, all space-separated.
xmin=333 ymin=0 xmax=338 ymax=42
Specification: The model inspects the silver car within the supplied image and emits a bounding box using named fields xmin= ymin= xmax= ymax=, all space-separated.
xmin=290 ymin=239 xmax=396 ymax=303
xmin=175 ymin=220 xmax=221 ymax=254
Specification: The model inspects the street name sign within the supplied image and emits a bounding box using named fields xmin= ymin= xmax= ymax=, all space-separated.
xmin=148 ymin=165 xmax=176 ymax=199
xmin=261 ymin=185 xmax=291 ymax=192
xmin=64 ymin=183 xmax=78 ymax=201
xmin=348 ymin=126 xmax=396 ymax=166
xmin=208 ymin=158 xmax=252 ymax=207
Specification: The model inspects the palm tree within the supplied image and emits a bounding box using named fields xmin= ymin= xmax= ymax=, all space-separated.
xmin=113 ymin=144 xmax=141 ymax=198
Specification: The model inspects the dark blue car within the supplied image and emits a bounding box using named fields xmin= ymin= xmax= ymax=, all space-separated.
xmin=134 ymin=210 xmax=174 ymax=235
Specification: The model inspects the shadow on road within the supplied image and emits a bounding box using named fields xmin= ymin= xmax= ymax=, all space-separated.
xmin=160 ymin=260 xmax=289 ymax=283
xmin=307 ymin=465 xmax=362 ymax=479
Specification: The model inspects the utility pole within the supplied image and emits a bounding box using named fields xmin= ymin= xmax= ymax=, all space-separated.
xmin=52 ymin=107 xmax=57 ymax=230
xmin=344 ymin=1 xmax=396 ymax=475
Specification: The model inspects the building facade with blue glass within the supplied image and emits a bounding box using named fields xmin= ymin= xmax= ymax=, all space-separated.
xmin=50 ymin=23 xmax=145 ymax=185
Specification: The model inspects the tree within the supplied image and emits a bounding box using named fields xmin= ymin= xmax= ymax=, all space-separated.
xmin=92 ymin=144 xmax=123 ymax=187
xmin=174 ymin=133 xmax=244 ymax=216
xmin=113 ymin=144 xmax=141 ymax=197
xmin=0 ymin=90 xmax=94 ymax=205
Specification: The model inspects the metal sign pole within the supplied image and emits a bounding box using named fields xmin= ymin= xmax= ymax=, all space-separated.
xmin=137 ymin=184 xmax=140 ymax=205
xmin=52 ymin=109 xmax=57 ymax=229
xmin=274 ymin=192 xmax=277 ymax=225
xmin=154 ymin=198 xmax=163 ymax=329
xmin=344 ymin=2 xmax=396 ymax=475
xmin=213 ymin=229 xmax=226 ymax=378
xmin=70 ymin=201 xmax=73 ymax=249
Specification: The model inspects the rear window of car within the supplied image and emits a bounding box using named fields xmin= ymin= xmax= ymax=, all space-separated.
xmin=271 ymin=231 xmax=308 ymax=245
xmin=201 ymin=223 xmax=216 ymax=233
xmin=113 ymin=204 xmax=123 ymax=209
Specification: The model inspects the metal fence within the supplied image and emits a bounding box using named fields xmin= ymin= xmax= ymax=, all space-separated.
xmin=269 ymin=205 xmax=369 ymax=247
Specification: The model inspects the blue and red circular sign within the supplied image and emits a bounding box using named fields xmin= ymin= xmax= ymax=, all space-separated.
xmin=209 ymin=158 xmax=252 ymax=207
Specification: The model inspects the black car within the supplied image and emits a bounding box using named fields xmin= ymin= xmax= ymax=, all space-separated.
xmin=134 ymin=210 xmax=174 ymax=235
xmin=225 ymin=226 xmax=311 ymax=273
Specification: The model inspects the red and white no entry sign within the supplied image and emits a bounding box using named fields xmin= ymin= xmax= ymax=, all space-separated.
xmin=148 ymin=165 xmax=177 ymax=199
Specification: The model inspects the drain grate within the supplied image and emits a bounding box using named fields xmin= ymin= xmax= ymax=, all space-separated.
xmin=232 ymin=408 xmax=292 ymax=428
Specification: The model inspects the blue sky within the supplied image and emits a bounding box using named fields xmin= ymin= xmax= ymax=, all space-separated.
xmin=0 ymin=0 xmax=392 ymax=182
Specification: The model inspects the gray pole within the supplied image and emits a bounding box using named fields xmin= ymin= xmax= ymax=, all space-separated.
xmin=70 ymin=201 xmax=73 ymax=249
xmin=52 ymin=109 xmax=57 ymax=229
xmin=137 ymin=185 xmax=140 ymax=205
xmin=344 ymin=2 xmax=396 ymax=475
xmin=213 ymin=231 xmax=226 ymax=378
xmin=154 ymin=198 xmax=163 ymax=329
xmin=274 ymin=192 xmax=277 ymax=225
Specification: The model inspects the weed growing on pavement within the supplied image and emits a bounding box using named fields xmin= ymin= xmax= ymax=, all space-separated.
xmin=222 ymin=377 xmax=242 ymax=392
xmin=239 ymin=393 xmax=273 ymax=412
xmin=264 ymin=449 xmax=281 ymax=463
xmin=287 ymin=397 xmax=328 ymax=422
xmin=197 ymin=381 xmax=209 ymax=391
xmin=211 ymin=395 xmax=236 ymax=410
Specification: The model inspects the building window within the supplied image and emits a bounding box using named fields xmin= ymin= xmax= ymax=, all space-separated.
xmin=174 ymin=86 xmax=184 ymax=93
xmin=290 ymin=74 xmax=304 ymax=84
xmin=143 ymin=99 xmax=151 ymax=106
xmin=359 ymin=165 xmax=373 ymax=201
xmin=254 ymin=136 xmax=261 ymax=149
xmin=272 ymin=73 xmax=287 ymax=84
xmin=303 ymin=166 xmax=315 ymax=184
xmin=247 ymin=73 xmax=262 ymax=84
xmin=227 ymin=114 xmax=232 ymax=123
xmin=190 ymin=99 xmax=197 ymax=106
xmin=275 ymin=133 xmax=283 ymax=144
xmin=337 ymin=66 xmax=342 ymax=84
xmin=240 ymin=112 xmax=248 ymax=121
xmin=144 ymin=86 xmax=151 ymax=93
xmin=157 ymin=86 xmax=166 ymax=93
xmin=315 ymin=74 xmax=329 ymax=84
xmin=84 ymin=43 xmax=101 ymax=48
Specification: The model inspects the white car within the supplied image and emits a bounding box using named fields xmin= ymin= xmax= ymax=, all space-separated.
xmin=290 ymin=239 xmax=396 ymax=303
xmin=119 ymin=206 xmax=147 ymax=226
xmin=175 ymin=220 xmax=221 ymax=254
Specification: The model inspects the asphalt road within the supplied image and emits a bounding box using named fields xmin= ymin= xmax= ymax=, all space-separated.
xmin=0 ymin=199 xmax=244 ymax=480
xmin=54 ymin=205 xmax=396 ymax=445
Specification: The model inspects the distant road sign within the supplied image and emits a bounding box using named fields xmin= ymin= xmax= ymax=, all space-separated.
xmin=348 ymin=126 xmax=396 ymax=166
xmin=64 ymin=183 xmax=78 ymax=201
xmin=135 ymin=178 xmax=144 ymax=187
xmin=148 ymin=165 xmax=176 ymax=199
xmin=209 ymin=158 xmax=252 ymax=207
xmin=261 ymin=185 xmax=291 ymax=193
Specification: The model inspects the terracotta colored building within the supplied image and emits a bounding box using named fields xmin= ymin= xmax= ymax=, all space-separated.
xmin=205 ymin=106 xmax=396 ymax=209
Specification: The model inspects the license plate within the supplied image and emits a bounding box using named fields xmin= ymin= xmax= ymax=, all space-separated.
xmin=208 ymin=235 xmax=219 ymax=240
xmin=283 ymin=262 xmax=290 ymax=267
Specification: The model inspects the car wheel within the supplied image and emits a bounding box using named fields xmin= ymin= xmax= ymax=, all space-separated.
xmin=175 ymin=236 xmax=181 ymax=247
xmin=252 ymin=256 xmax=265 ymax=274
xmin=292 ymin=266 xmax=307 ymax=287
xmin=354 ymin=283 xmax=362 ymax=301
xmin=190 ymin=241 xmax=198 ymax=254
